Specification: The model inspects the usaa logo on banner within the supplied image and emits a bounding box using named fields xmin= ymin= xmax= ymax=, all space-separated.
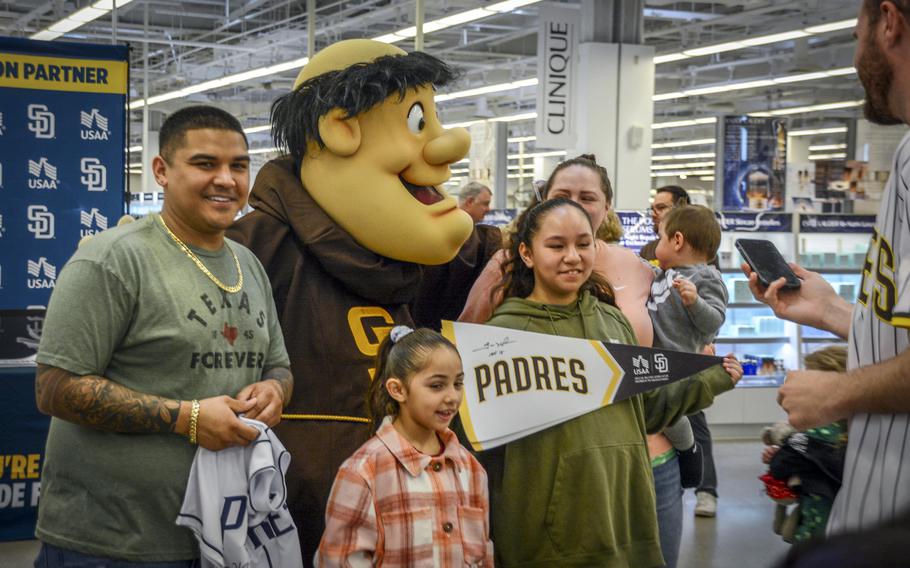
xmin=27 ymin=257 xmax=56 ymax=289
xmin=80 ymin=158 xmax=107 ymax=192
xmin=80 ymin=108 xmax=109 ymax=141
xmin=27 ymin=104 xmax=54 ymax=139
xmin=80 ymin=208 xmax=108 ymax=237
xmin=28 ymin=157 xmax=58 ymax=189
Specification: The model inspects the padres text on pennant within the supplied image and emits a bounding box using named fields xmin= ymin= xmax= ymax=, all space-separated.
xmin=441 ymin=321 xmax=723 ymax=451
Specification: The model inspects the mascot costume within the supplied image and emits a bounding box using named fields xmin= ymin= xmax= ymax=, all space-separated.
xmin=227 ymin=39 xmax=474 ymax=562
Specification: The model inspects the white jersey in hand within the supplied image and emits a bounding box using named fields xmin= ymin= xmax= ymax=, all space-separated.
xmin=177 ymin=417 xmax=303 ymax=568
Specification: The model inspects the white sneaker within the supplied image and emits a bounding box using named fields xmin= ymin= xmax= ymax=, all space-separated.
xmin=695 ymin=491 xmax=717 ymax=517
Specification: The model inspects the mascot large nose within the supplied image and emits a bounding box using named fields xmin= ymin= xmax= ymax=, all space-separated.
xmin=424 ymin=127 xmax=470 ymax=166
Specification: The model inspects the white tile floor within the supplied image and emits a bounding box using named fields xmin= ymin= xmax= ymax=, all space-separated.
xmin=1 ymin=440 xmax=792 ymax=568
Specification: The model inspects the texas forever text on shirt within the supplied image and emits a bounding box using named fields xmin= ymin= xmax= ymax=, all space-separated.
xmin=441 ymin=321 xmax=723 ymax=450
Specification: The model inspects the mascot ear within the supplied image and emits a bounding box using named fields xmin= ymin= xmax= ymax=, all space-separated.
xmin=318 ymin=108 xmax=362 ymax=157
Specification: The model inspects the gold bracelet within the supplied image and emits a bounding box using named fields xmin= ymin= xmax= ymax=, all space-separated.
xmin=189 ymin=400 xmax=200 ymax=445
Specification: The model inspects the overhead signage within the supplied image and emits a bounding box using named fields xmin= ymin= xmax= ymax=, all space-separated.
xmin=719 ymin=116 xmax=787 ymax=212
xmin=535 ymin=5 xmax=578 ymax=150
xmin=715 ymin=211 xmax=792 ymax=233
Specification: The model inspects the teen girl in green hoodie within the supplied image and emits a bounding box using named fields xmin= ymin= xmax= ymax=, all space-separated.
xmin=480 ymin=198 xmax=741 ymax=567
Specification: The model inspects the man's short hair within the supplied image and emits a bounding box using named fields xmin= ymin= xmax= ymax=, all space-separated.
xmin=662 ymin=205 xmax=721 ymax=259
xmin=271 ymin=51 xmax=457 ymax=165
xmin=656 ymin=185 xmax=691 ymax=206
xmin=159 ymin=106 xmax=248 ymax=162
xmin=459 ymin=181 xmax=492 ymax=205
xmin=863 ymin=0 xmax=910 ymax=24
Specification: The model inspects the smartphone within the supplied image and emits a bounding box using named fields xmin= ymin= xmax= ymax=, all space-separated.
xmin=735 ymin=238 xmax=801 ymax=289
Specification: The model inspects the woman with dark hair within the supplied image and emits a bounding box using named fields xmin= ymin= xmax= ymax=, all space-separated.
xmin=477 ymin=197 xmax=741 ymax=566
xmin=459 ymin=155 xmax=691 ymax=566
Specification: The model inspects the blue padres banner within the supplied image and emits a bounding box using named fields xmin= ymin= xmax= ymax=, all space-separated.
xmin=0 ymin=36 xmax=128 ymax=310
xmin=0 ymin=367 xmax=50 ymax=541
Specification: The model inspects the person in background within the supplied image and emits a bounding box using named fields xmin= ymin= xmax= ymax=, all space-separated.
xmin=458 ymin=180 xmax=493 ymax=224
xmin=317 ymin=327 xmax=492 ymax=566
xmin=745 ymin=0 xmax=910 ymax=534
xmin=640 ymin=185 xmax=722 ymax=519
xmin=646 ymin=205 xmax=728 ymax=533
xmin=479 ymin=197 xmax=742 ymax=567
xmin=760 ymin=345 xmax=849 ymax=543
xmin=640 ymin=185 xmax=692 ymax=262
xmin=460 ymin=154 xmax=692 ymax=566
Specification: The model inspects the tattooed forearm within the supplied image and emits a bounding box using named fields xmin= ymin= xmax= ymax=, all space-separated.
xmin=35 ymin=364 xmax=182 ymax=434
xmin=262 ymin=367 xmax=293 ymax=406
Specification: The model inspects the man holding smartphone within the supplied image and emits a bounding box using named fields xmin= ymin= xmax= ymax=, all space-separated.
xmin=745 ymin=0 xmax=910 ymax=535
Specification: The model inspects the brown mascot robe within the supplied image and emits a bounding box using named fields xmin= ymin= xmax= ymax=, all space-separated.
xmin=228 ymin=157 xmax=496 ymax=563
xmin=227 ymin=156 xmax=420 ymax=564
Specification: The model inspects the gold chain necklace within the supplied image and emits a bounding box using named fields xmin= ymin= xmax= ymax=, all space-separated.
xmin=157 ymin=215 xmax=243 ymax=293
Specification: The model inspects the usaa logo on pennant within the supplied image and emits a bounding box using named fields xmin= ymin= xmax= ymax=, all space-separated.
xmin=80 ymin=108 xmax=110 ymax=141
xmin=28 ymin=157 xmax=58 ymax=189
xmin=27 ymin=257 xmax=56 ymax=289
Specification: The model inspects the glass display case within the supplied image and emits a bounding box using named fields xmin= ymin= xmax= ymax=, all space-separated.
xmin=795 ymin=214 xmax=874 ymax=358
xmin=714 ymin=212 xmax=797 ymax=388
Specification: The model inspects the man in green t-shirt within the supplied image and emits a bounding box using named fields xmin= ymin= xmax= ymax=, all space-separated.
xmin=33 ymin=106 xmax=293 ymax=566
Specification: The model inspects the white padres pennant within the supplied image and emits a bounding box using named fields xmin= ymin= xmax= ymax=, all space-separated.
xmin=442 ymin=321 xmax=722 ymax=450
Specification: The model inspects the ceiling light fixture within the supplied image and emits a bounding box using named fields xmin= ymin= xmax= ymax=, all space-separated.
xmin=651 ymin=117 xmax=718 ymax=130
xmin=31 ymin=0 xmax=137 ymax=41
xmin=808 ymin=152 xmax=848 ymax=160
xmin=372 ymin=0 xmax=541 ymax=43
xmin=652 ymin=152 xmax=715 ymax=161
xmin=651 ymin=161 xmax=716 ymax=170
xmin=508 ymin=150 xmax=566 ymax=160
xmin=444 ymin=111 xmax=537 ymax=129
xmin=651 ymin=138 xmax=716 ymax=149
xmin=788 ymin=126 xmax=849 ymax=137
xmin=749 ymin=100 xmax=864 ymax=117
xmin=653 ymin=67 xmax=856 ymax=102
xmin=808 ymin=143 xmax=847 ymax=151
xmin=436 ymin=78 xmax=538 ymax=102
xmin=128 ymin=1 xmax=541 ymax=109
xmin=653 ymin=18 xmax=857 ymax=65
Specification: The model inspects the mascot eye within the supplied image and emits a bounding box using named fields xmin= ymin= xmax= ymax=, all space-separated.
xmin=407 ymin=103 xmax=426 ymax=133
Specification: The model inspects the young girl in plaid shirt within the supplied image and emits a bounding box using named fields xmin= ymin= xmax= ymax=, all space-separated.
xmin=317 ymin=327 xmax=493 ymax=567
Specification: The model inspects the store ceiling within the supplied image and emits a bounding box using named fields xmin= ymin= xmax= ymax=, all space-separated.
xmin=0 ymin=0 xmax=865 ymax=152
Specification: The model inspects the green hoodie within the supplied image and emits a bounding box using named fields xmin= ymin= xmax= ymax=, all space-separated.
xmin=481 ymin=290 xmax=734 ymax=568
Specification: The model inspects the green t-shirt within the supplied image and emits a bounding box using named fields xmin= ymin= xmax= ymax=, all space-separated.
xmin=35 ymin=214 xmax=290 ymax=561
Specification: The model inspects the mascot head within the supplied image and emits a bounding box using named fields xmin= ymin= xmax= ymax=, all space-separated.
xmin=271 ymin=39 xmax=473 ymax=265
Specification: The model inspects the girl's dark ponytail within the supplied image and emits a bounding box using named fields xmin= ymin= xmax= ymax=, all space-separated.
xmin=365 ymin=327 xmax=460 ymax=431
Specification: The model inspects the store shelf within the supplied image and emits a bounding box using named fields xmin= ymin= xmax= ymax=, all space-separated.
xmin=716 ymin=336 xmax=791 ymax=343
xmin=727 ymin=302 xmax=768 ymax=308
xmin=801 ymin=336 xmax=846 ymax=343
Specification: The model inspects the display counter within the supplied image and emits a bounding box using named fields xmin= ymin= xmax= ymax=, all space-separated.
xmin=619 ymin=211 xmax=873 ymax=437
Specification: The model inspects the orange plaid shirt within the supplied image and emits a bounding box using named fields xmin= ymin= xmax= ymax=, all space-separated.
xmin=317 ymin=417 xmax=493 ymax=567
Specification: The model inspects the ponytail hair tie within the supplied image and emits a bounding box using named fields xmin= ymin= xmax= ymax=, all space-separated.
xmin=389 ymin=325 xmax=414 ymax=344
